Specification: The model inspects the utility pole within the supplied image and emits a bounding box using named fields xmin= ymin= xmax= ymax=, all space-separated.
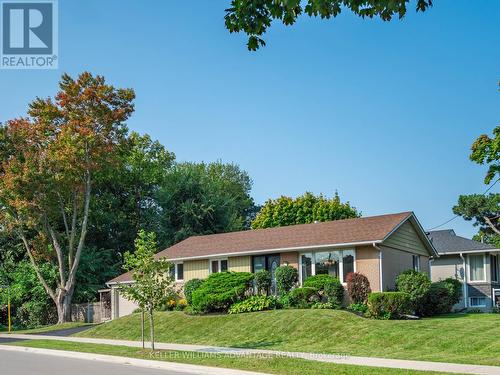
xmin=0 ymin=285 xmax=11 ymax=333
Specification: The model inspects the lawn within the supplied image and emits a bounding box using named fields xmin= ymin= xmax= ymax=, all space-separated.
xmin=76 ymin=310 xmax=500 ymax=366
xmin=2 ymin=339 xmax=452 ymax=375
xmin=8 ymin=322 xmax=93 ymax=334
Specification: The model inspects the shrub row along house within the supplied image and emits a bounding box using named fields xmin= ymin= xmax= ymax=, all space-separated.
xmin=107 ymin=211 xmax=439 ymax=318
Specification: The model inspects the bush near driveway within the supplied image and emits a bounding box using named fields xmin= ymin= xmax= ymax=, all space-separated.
xmin=367 ymin=292 xmax=411 ymax=319
xmin=191 ymin=272 xmax=254 ymax=313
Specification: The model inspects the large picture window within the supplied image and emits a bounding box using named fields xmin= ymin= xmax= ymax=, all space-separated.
xmin=469 ymin=254 xmax=485 ymax=282
xmin=300 ymin=249 xmax=355 ymax=283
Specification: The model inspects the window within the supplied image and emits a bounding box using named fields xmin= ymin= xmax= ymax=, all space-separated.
xmin=412 ymin=255 xmax=420 ymax=272
xmin=170 ymin=263 xmax=184 ymax=281
xmin=469 ymin=254 xmax=485 ymax=281
xmin=315 ymin=251 xmax=340 ymax=278
xmin=300 ymin=249 xmax=355 ymax=283
xmin=301 ymin=253 xmax=313 ymax=282
xmin=177 ymin=263 xmax=184 ymax=281
xmin=252 ymin=256 xmax=266 ymax=273
xmin=469 ymin=297 xmax=487 ymax=307
xmin=210 ymin=259 xmax=228 ymax=273
xmin=342 ymin=250 xmax=355 ymax=282
xmin=491 ymin=255 xmax=498 ymax=283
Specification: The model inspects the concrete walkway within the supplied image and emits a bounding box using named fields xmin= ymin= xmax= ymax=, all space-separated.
xmin=1 ymin=333 xmax=499 ymax=375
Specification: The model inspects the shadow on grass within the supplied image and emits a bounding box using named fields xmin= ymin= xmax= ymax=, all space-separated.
xmin=232 ymin=340 xmax=284 ymax=349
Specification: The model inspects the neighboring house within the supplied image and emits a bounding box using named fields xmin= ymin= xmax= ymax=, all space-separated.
xmin=107 ymin=212 xmax=438 ymax=319
xmin=428 ymin=229 xmax=500 ymax=311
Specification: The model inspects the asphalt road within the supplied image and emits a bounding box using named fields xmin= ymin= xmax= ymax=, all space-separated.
xmin=0 ymin=350 xmax=198 ymax=375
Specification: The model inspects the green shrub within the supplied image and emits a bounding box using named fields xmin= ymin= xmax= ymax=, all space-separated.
xmin=275 ymin=265 xmax=298 ymax=294
xmin=16 ymin=301 xmax=57 ymax=328
xmin=228 ymin=295 xmax=280 ymax=314
xmin=303 ymin=274 xmax=344 ymax=308
xmin=277 ymin=293 xmax=293 ymax=308
xmin=348 ymin=303 xmax=368 ymax=314
xmin=254 ymin=270 xmax=272 ymax=295
xmin=191 ymin=272 xmax=254 ymax=313
xmin=395 ymin=270 xmax=431 ymax=314
xmin=346 ymin=272 xmax=371 ymax=304
xmin=290 ymin=287 xmax=320 ymax=308
xmin=442 ymin=277 xmax=462 ymax=306
xmin=367 ymin=292 xmax=411 ymax=319
xmin=184 ymin=278 xmax=205 ymax=305
xmin=421 ymin=279 xmax=462 ymax=316
xmin=311 ymin=302 xmax=334 ymax=309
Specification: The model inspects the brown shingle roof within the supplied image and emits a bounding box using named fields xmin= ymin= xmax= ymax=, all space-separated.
xmin=108 ymin=212 xmax=413 ymax=284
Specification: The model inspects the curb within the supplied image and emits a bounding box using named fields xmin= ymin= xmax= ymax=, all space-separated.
xmin=0 ymin=345 xmax=268 ymax=375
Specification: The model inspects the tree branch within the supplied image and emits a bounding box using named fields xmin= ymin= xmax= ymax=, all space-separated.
xmin=484 ymin=216 xmax=500 ymax=235
xmin=66 ymin=172 xmax=91 ymax=291
xmin=45 ymin=219 xmax=66 ymax=288
xmin=68 ymin=189 xmax=78 ymax=268
xmin=18 ymin=230 xmax=56 ymax=302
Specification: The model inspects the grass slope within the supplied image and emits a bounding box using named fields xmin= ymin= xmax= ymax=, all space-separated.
xmin=14 ymin=322 xmax=93 ymax=334
xmin=3 ymin=339 xmax=451 ymax=375
xmin=77 ymin=310 xmax=500 ymax=366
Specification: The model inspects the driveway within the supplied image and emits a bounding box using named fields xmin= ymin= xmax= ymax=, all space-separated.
xmin=0 ymin=349 xmax=218 ymax=375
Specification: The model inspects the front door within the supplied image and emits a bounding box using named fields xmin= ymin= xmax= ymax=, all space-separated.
xmin=252 ymin=254 xmax=281 ymax=295
xmin=267 ymin=255 xmax=280 ymax=295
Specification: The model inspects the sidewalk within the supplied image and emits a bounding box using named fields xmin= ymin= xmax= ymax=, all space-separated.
xmin=1 ymin=333 xmax=499 ymax=375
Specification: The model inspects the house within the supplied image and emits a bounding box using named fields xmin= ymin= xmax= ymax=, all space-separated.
xmin=107 ymin=211 xmax=438 ymax=319
xmin=428 ymin=229 xmax=500 ymax=311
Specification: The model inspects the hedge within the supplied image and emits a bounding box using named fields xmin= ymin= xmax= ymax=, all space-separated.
xmin=190 ymin=272 xmax=254 ymax=313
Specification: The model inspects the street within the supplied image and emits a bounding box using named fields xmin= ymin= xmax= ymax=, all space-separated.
xmin=0 ymin=349 xmax=201 ymax=375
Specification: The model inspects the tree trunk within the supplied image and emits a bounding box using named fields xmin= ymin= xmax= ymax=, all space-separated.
xmin=55 ymin=290 xmax=73 ymax=324
xmin=149 ymin=308 xmax=155 ymax=351
xmin=141 ymin=310 xmax=145 ymax=349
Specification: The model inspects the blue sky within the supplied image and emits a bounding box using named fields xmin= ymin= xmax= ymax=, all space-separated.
xmin=1 ymin=1 xmax=499 ymax=237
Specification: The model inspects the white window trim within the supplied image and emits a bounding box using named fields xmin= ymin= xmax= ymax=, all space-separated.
xmin=298 ymin=248 xmax=356 ymax=285
xmin=173 ymin=262 xmax=184 ymax=282
xmin=467 ymin=254 xmax=487 ymax=283
xmin=209 ymin=258 xmax=228 ymax=274
xmin=469 ymin=297 xmax=487 ymax=308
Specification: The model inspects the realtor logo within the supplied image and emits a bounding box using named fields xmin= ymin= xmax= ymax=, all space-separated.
xmin=1 ymin=0 xmax=58 ymax=69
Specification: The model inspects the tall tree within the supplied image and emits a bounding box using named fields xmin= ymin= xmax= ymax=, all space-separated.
xmin=159 ymin=161 xmax=255 ymax=244
xmin=252 ymin=191 xmax=359 ymax=229
xmin=225 ymin=0 xmax=433 ymax=50
xmin=0 ymin=72 xmax=135 ymax=323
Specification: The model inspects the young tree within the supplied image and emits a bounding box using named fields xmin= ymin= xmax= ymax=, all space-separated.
xmin=252 ymin=192 xmax=359 ymax=229
xmin=0 ymin=72 xmax=135 ymax=323
xmin=120 ymin=230 xmax=174 ymax=350
xmin=225 ymin=0 xmax=433 ymax=50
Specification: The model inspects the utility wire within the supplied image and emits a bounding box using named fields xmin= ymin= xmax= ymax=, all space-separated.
xmin=427 ymin=177 xmax=500 ymax=231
